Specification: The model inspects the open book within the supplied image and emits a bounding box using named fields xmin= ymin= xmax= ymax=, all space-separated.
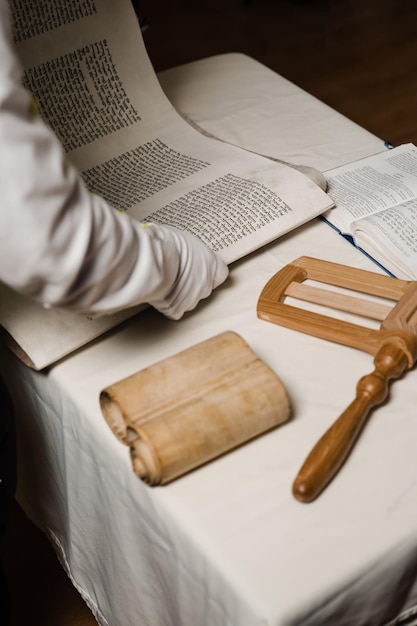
xmin=323 ymin=143 xmax=417 ymax=280
xmin=0 ymin=0 xmax=332 ymax=370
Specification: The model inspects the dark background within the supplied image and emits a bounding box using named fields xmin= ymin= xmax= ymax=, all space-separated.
xmin=140 ymin=0 xmax=417 ymax=146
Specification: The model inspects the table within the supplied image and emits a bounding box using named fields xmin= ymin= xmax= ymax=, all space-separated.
xmin=1 ymin=53 xmax=417 ymax=626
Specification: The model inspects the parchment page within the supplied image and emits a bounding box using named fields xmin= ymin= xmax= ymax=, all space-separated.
xmin=11 ymin=0 xmax=332 ymax=266
xmin=0 ymin=284 xmax=145 ymax=369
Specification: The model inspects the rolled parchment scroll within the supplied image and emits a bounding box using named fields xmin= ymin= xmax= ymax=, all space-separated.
xmin=100 ymin=331 xmax=290 ymax=485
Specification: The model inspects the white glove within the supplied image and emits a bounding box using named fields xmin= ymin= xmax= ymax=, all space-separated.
xmin=146 ymin=223 xmax=229 ymax=320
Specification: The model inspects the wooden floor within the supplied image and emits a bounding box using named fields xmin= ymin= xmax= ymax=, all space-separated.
xmin=2 ymin=0 xmax=417 ymax=624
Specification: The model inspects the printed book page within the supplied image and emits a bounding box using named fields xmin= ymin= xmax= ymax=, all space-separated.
xmin=323 ymin=143 xmax=417 ymax=279
xmin=348 ymin=200 xmax=417 ymax=280
xmin=2 ymin=0 xmax=333 ymax=370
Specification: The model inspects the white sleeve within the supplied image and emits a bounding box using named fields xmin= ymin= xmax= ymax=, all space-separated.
xmin=0 ymin=3 xmax=228 ymax=319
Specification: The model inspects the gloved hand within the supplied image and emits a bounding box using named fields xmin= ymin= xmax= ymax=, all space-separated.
xmin=145 ymin=223 xmax=229 ymax=320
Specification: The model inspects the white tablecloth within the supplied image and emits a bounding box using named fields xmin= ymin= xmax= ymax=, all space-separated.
xmin=2 ymin=53 xmax=417 ymax=626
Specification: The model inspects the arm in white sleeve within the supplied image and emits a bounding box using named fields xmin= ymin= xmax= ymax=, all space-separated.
xmin=0 ymin=3 xmax=228 ymax=319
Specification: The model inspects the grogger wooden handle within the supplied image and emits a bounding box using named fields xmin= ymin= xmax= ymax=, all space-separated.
xmin=293 ymin=339 xmax=414 ymax=503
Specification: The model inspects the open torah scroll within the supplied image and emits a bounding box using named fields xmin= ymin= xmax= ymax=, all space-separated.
xmin=100 ymin=332 xmax=291 ymax=485
xmin=1 ymin=0 xmax=332 ymax=371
